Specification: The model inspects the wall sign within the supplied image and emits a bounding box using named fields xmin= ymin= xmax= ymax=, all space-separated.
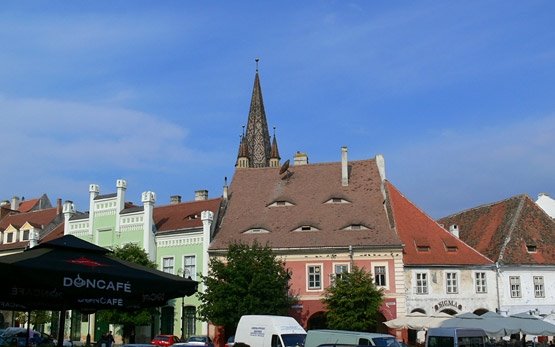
xmin=434 ymin=299 xmax=462 ymax=311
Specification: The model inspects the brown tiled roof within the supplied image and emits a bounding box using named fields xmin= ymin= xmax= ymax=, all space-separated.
xmin=386 ymin=182 xmax=492 ymax=266
xmin=0 ymin=207 xmax=59 ymax=230
xmin=41 ymin=223 xmax=65 ymax=242
xmin=154 ymin=198 xmax=222 ymax=234
xmin=437 ymin=195 xmax=555 ymax=265
xmin=211 ymin=158 xmax=402 ymax=251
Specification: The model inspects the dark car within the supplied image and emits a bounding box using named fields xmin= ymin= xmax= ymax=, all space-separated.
xmin=0 ymin=328 xmax=55 ymax=347
xmin=151 ymin=335 xmax=181 ymax=347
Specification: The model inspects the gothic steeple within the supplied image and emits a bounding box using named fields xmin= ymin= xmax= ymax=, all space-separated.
xmin=242 ymin=59 xmax=274 ymax=168
xmin=269 ymin=127 xmax=280 ymax=168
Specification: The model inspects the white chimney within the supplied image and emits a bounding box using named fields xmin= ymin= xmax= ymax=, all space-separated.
xmin=341 ymin=146 xmax=348 ymax=187
xmin=195 ymin=190 xmax=209 ymax=201
xmin=294 ymin=151 xmax=309 ymax=166
xmin=449 ymin=224 xmax=459 ymax=238
xmin=11 ymin=196 xmax=20 ymax=210
xmin=29 ymin=228 xmax=39 ymax=248
xmin=170 ymin=195 xmax=182 ymax=205
xmin=88 ymin=184 xmax=99 ymax=236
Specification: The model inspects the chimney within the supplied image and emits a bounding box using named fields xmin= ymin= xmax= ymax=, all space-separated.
xmin=195 ymin=190 xmax=209 ymax=201
xmin=63 ymin=200 xmax=76 ymax=235
xmin=341 ymin=146 xmax=348 ymax=187
xmin=11 ymin=196 xmax=20 ymax=210
xmin=170 ymin=195 xmax=182 ymax=204
xmin=449 ymin=224 xmax=459 ymax=238
xmin=294 ymin=151 xmax=309 ymax=166
xmin=56 ymin=198 xmax=62 ymax=214
xmin=0 ymin=200 xmax=9 ymax=207
xmin=223 ymin=177 xmax=229 ymax=200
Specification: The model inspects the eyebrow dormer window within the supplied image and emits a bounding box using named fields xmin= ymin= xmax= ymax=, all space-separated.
xmin=293 ymin=225 xmax=319 ymax=232
xmin=342 ymin=224 xmax=369 ymax=230
xmin=243 ymin=228 xmax=271 ymax=234
xmin=325 ymin=198 xmax=351 ymax=204
xmin=446 ymin=246 xmax=458 ymax=252
xmin=527 ymin=245 xmax=537 ymax=253
xmin=268 ymin=200 xmax=294 ymax=207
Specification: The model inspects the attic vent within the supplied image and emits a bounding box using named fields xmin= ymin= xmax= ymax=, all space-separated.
xmin=415 ymin=237 xmax=430 ymax=252
xmin=268 ymin=200 xmax=294 ymax=207
xmin=342 ymin=224 xmax=369 ymax=230
xmin=446 ymin=246 xmax=458 ymax=252
xmin=187 ymin=214 xmax=199 ymax=220
xmin=442 ymin=238 xmax=458 ymax=252
xmin=325 ymin=198 xmax=351 ymax=204
xmin=417 ymin=246 xmax=430 ymax=252
xmin=293 ymin=225 xmax=319 ymax=232
xmin=243 ymin=228 xmax=270 ymax=234
xmin=527 ymin=245 xmax=537 ymax=253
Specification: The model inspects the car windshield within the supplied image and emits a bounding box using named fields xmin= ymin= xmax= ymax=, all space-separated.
xmin=187 ymin=337 xmax=205 ymax=342
xmin=373 ymin=337 xmax=400 ymax=347
xmin=282 ymin=333 xmax=306 ymax=347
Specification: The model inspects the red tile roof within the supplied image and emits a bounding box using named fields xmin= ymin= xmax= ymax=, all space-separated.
xmin=154 ymin=198 xmax=222 ymax=233
xmin=0 ymin=207 xmax=59 ymax=230
xmin=386 ymin=182 xmax=492 ymax=266
xmin=18 ymin=198 xmax=40 ymax=212
xmin=211 ymin=158 xmax=402 ymax=251
xmin=438 ymin=195 xmax=555 ymax=265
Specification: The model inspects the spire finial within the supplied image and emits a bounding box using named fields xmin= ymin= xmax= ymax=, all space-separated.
xmin=255 ymin=57 xmax=260 ymax=72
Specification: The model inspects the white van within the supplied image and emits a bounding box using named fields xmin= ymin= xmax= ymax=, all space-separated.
xmin=426 ymin=328 xmax=487 ymax=347
xmin=234 ymin=315 xmax=306 ymax=347
xmin=304 ymin=329 xmax=400 ymax=347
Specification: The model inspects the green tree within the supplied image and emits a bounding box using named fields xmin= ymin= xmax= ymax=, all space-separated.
xmin=197 ymin=242 xmax=295 ymax=334
xmin=322 ymin=266 xmax=384 ymax=331
xmin=96 ymin=244 xmax=158 ymax=342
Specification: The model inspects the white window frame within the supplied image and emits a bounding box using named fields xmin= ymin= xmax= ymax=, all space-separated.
xmin=446 ymin=271 xmax=459 ymax=294
xmin=415 ymin=272 xmax=428 ymax=294
xmin=533 ymin=276 xmax=545 ymax=298
xmin=6 ymin=231 xmax=14 ymax=243
xmin=307 ymin=264 xmax=323 ymax=291
xmin=373 ymin=264 xmax=388 ymax=288
xmin=183 ymin=255 xmax=197 ymax=280
xmin=162 ymin=256 xmax=175 ymax=274
xmin=510 ymin=276 xmax=521 ymax=298
xmin=475 ymin=272 xmax=487 ymax=294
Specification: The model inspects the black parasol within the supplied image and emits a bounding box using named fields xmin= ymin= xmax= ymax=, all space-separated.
xmin=0 ymin=235 xmax=198 ymax=345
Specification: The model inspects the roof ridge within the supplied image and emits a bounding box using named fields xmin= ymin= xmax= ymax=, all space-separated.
xmin=439 ymin=194 xmax=528 ymax=220
xmin=155 ymin=197 xmax=222 ymax=209
xmin=498 ymin=195 xmax=527 ymax=263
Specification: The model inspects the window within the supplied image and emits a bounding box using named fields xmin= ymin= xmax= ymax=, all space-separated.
xmin=293 ymin=225 xmax=319 ymax=232
xmin=534 ymin=276 xmax=544 ymax=298
xmin=334 ymin=264 xmax=349 ymax=281
xmin=374 ymin=266 xmax=387 ymax=286
xmin=183 ymin=255 xmax=196 ymax=280
xmin=342 ymin=224 xmax=369 ymax=230
xmin=22 ymin=230 xmax=30 ymax=241
xmin=6 ymin=232 xmax=14 ymax=243
xmin=510 ymin=276 xmax=521 ymax=298
xmin=446 ymin=272 xmax=458 ymax=294
xmin=308 ymin=265 xmax=322 ymax=290
xmin=416 ymin=273 xmax=428 ymax=294
xmin=527 ymin=245 xmax=537 ymax=253
xmin=475 ymin=272 xmax=487 ymax=293
xmin=162 ymin=257 xmax=174 ymax=274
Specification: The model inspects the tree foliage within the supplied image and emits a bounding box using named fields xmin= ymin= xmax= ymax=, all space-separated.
xmin=322 ymin=266 xmax=384 ymax=331
xmin=96 ymin=244 xmax=157 ymax=329
xmin=197 ymin=242 xmax=295 ymax=332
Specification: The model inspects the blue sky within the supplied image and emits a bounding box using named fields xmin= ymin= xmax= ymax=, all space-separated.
xmin=1 ymin=1 xmax=554 ymax=218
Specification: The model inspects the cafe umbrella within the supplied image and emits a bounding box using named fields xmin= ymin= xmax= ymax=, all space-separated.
xmin=0 ymin=235 xmax=198 ymax=346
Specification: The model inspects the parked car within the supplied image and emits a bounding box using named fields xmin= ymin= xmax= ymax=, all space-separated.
xmin=224 ymin=335 xmax=235 ymax=347
xmin=151 ymin=335 xmax=181 ymax=347
xmin=0 ymin=327 xmax=56 ymax=347
xmin=173 ymin=336 xmax=214 ymax=347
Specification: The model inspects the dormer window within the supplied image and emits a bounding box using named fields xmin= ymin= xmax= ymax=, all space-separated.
xmin=417 ymin=246 xmax=430 ymax=252
xmin=243 ymin=228 xmax=270 ymax=234
xmin=527 ymin=245 xmax=537 ymax=253
xmin=446 ymin=246 xmax=458 ymax=252
xmin=293 ymin=225 xmax=319 ymax=232
xmin=415 ymin=237 xmax=430 ymax=252
xmin=342 ymin=224 xmax=369 ymax=230
xmin=268 ymin=200 xmax=294 ymax=207
xmin=6 ymin=232 xmax=14 ymax=243
xmin=22 ymin=230 xmax=30 ymax=241
xmin=187 ymin=214 xmax=199 ymax=220
xmin=442 ymin=238 xmax=458 ymax=252
xmin=324 ymin=198 xmax=351 ymax=204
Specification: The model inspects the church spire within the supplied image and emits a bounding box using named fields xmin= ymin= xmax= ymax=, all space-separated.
xmin=243 ymin=58 xmax=273 ymax=168
xmin=269 ymin=127 xmax=280 ymax=168
xmin=236 ymin=126 xmax=250 ymax=168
